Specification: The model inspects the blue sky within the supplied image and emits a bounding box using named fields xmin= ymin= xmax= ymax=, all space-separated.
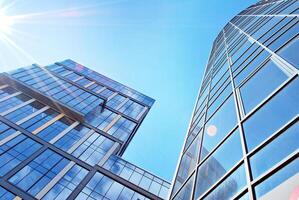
xmin=0 ymin=0 xmax=257 ymax=181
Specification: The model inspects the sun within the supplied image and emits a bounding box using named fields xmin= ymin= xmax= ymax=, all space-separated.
xmin=0 ymin=9 xmax=14 ymax=34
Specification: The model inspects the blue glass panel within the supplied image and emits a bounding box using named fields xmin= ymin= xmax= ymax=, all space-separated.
xmin=243 ymin=78 xmax=299 ymax=151
xmin=240 ymin=60 xmax=288 ymax=114
xmin=250 ymin=121 xmax=299 ymax=179
xmin=255 ymin=158 xmax=299 ymax=199
xmin=75 ymin=172 xmax=147 ymax=200
xmin=0 ymin=135 xmax=42 ymax=176
xmin=172 ymin=134 xmax=200 ymax=194
xmin=278 ymin=37 xmax=299 ymax=70
xmin=202 ymin=95 xmax=237 ymax=159
xmin=173 ymin=174 xmax=194 ymax=200
xmin=195 ymin=129 xmax=243 ymax=198
xmin=0 ymin=186 xmax=16 ymax=199
xmin=204 ymin=164 xmax=247 ymax=200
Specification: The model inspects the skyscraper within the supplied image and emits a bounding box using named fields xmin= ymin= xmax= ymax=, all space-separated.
xmin=170 ymin=0 xmax=298 ymax=199
xmin=0 ymin=59 xmax=170 ymax=200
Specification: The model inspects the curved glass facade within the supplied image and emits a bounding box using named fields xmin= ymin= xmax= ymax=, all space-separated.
xmin=170 ymin=0 xmax=299 ymax=199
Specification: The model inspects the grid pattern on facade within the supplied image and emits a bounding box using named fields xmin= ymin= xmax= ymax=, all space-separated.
xmin=0 ymin=58 xmax=169 ymax=199
xmin=4 ymin=60 xmax=154 ymax=155
xmin=170 ymin=0 xmax=299 ymax=199
xmin=103 ymin=155 xmax=171 ymax=199
xmin=8 ymin=65 xmax=104 ymax=115
xmin=45 ymin=63 xmax=148 ymax=121
xmin=0 ymin=82 xmax=169 ymax=200
xmin=58 ymin=59 xmax=155 ymax=107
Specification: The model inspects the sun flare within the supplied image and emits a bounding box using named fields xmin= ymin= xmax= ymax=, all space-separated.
xmin=0 ymin=9 xmax=14 ymax=34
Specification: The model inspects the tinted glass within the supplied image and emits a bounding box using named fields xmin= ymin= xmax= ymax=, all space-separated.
xmin=201 ymin=95 xmax=237 ymax=159
xmin=195 ymin=129 xmax=243 ymax=198
xmin=172 ymin=135 xmax=200 ymax=194
xmin=250 ymin=121 xmax=299 ymax=179
xmin=254 ymin=158 xmax=299 ymax=199
xmin=204 ymin=164 xmax=247 ymax=200
xmin=278 ymin=37 xmax=299 ymax=69
xmin=240 ymin=60 xmax=288 ymax=114
xmin=173 ymin=174 xmax=195 ymax=200
xmin=243 ymin=78 xmax=299 ymax=151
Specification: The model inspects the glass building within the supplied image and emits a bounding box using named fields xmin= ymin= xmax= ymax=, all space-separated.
xmin=170 ymin=0 xmax=298 ymax=199
xmin=0 ymin=59 xmax=170 ymax=200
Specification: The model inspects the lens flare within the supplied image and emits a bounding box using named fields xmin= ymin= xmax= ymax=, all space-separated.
xmin=207 ymin=125 xmax=217 ymax=137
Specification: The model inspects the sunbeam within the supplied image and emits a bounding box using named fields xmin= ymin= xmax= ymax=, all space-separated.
xmin=0 ymin=0 xmax=133 ymax=69
xmin=0 ymin=8 xmax=14 ymax=34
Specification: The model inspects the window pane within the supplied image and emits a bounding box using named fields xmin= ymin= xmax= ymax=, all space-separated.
xmin=201 ymin=95 xmax=237 ymax=159
xmin=173 ymin=174 xmax=194 ymax=200
xmin=239 ymin=192 xmax=250 ymax=200
xmin=204 ymin=164 xmax=247 ymax=200
xmin=172 ymin=134 xmax=200 ymax=194
xmin=234 ymin=49 xmax=270 ymax=86
xmin=195 ymin=129 xmax=243 ymax=198
xmin=75 ymin=172 xmax=147 ymax=200
xmin=240 ymin=60 xmax=288 ymax=114
xmin=0 ymin=186 xmax=16 ymax=199
xmin=254 ymin=158 xmax=299 ymax=199
xmin=278 ymin=37 xmax=299 ymax=69
xmin=0 ymin=135 xmax=42 ymax=176
xmin=243 ymin=78 xmax=299 ymax=151
xmin=250 ymin=121 xmax=299 ymax=179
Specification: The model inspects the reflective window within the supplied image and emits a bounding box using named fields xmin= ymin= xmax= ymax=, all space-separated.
xmin=54 ymin=125 xmax=90 ymax=151
xmin=36 ymin=117 xmax=74 ymax=142
xmin=75 ymin=172 xmax=147 ymax=200
xmin=0 ymin=122 xmax=17 ymax=141
xmin=184 ymin=127 xmax=203 ymax=152
xmin=107 ymin=94 xmax=127 ymax=109
xmin=0 ymin=134 xmax=42 ymax=176
xmin=0 ymin=86 xmax=17 ymax=99
xmin=173 ymin=174 xmax=194 ymax=200
xmin=172 ymin=134 xmax=200 ymax=194
xmin=108 ymin=117 xmax=136 ymax=142
xmin=243 ymin=78 xmax=299 ymax=151
xmin=9 ymin=149 xmax=87 ymax=199
xmin=278 ymin=36 xmax=299 ymax=69
xmin=267 ymin=19 xmax=299 ymax=52
xmin=201 ymin=95 xmax=237 ymax=158
xmin=60 ymin=59 xmax=155 ymax=107
xmin=250 ymin=121 xmax=299 ymax=179
xmin=240 ymin=59 xmax=288 ymax=114
xmin=254 ymin=158 xmax=299 ymax=200
xmin=239 ymin=192 xmax=250 ymax=200
xmin=204 ymin=164 xmax=247 ymax=200
xmin=0 ymin=94 xmax=31 ymax=113
xmin=104 ymin=155 xmax=170 ymax=199
xmin=4 ymin=101 xmax=44 ymax=123
xmin=0 ymin=186 xmax=16 ymax=199
xmin=99 ymin=88 xmax=114 ymax=98
xmin=42 ymin=164 xmax=88 ymax=200
xmin=207 ymin=90 xmax=233 ymax=121
xmin=195 ymin=129 xmax=243 ymax=198
xmin=71 ymin=132 xmax=115 ymax=166
xmin=20 ymin=109 xmax=59 ymax=132
xmin=118 ymin=100 xmax=145 ymax=120
xmin=9 ymin=65 xmax=103 ymax=114
xmin=85 ymin=108 xmax=117 ymax=130
xmin=233 ymin=49 xmax=270 ymax=86
xmin=211 ymin=62 xmax=229 ymax=89
xmin=9 ymin=149 xmax=69 ymax=196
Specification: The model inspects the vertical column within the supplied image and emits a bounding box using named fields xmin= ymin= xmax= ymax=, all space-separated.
xmin=222 ymin=29 xmax=254 ymax=199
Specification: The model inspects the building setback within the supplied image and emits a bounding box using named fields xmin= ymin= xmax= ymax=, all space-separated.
xmin=0 ymin=59 xmax=170 ymax=200
xmin=170 ymin=0 xmax=298 ymax=200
